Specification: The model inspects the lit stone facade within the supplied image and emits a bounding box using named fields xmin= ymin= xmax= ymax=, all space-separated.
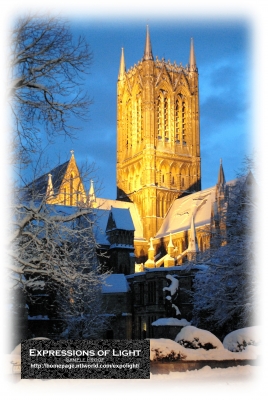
xmin=116 ymin=28 xmax=201 ymax=241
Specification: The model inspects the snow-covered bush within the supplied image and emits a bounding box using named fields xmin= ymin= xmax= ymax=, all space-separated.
xmin=150 ymin=339 xmax=187 ymax=361
xmin=175 ymin=326 xmax=223 ymax=350
xmin=223 ymin=326 xmax=260 ymax=352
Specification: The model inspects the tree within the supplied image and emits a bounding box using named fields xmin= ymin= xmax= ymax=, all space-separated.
xmin=191 ymin=166 xmax=257 ymax=340
xmin=9 ymin=185 xmax=110 ymax=340
xmin=9 ymin=14 xmax=92 ymax=164
xmin=8 ymin=15 xmax=109 ymax=344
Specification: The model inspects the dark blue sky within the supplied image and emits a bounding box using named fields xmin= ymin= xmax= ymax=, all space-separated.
xmin=38 ymin=17 xmax=251 ymax=199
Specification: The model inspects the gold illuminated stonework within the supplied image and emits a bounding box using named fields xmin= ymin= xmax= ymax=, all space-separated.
xmin=116 ymin=28 xmax=201 ymax=241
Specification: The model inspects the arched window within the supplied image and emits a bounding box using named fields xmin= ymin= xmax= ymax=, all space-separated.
xmin=182 ymin=101 xmax=186 ymax=145
xmin=164 ymin=97 xmax=169 ymax=140
xmin=157 ymin=95 xmax=162 ymax=138
xmin=137 ymin=95 xmax=142 ymax=144
xmin=175 ymin=99 xmax=180 ymax=143
xmin=70 ymin=174 xmax=74 ymax=206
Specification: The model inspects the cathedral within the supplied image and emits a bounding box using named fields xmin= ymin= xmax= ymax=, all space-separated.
xmin=24 ymin=27 xmax=240 ymax=340
xmin=35 ymin=26 xmax=208 ymax=267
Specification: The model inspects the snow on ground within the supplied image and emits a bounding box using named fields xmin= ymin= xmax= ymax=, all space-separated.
xmin=4 ymin=365 xmax=263 ymax=400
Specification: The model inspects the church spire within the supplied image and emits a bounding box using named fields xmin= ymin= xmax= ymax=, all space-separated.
xmin=189 ymin=37 xmax=197 ymax=72
xmin=143 ymin=25 xmax=154 ymax=61
xmin=118 ymin=48 xmax=126 ymax=80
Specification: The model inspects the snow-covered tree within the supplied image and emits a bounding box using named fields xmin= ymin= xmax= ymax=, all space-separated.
xmin=9 ymin=188 xmax=109 ymax=339
xmin=191 ymin=168 xmax=257 ymax=340
xmin=7 ymin=15 xmax=110 ymax=342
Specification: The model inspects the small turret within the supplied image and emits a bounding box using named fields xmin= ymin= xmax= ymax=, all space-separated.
xmin=145 ymin=237 xmax=155 ymax=268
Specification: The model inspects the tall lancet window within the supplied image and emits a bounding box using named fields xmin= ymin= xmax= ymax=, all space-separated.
xmin=182 ymin=101 xmax=186 ymax=145
xmin=137 ymin=95 xmax=142 ymax=144
xmin=164 ymin=97 xmax=169 ymax=141
xmin=175 ymin=99 xmax=180 ymax=143
xmin=125 ymin=99 xmax=132 ymax=149
xmin=70 ymin=174 xmax=74 ymax=206
xmin=157 ymin=95 xmax=162 ymax=139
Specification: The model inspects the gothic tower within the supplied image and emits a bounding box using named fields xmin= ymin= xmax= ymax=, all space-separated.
xmin=116 ymin=27 xmax=201 ymax=240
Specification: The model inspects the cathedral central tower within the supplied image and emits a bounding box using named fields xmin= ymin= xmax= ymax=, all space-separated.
xmin=116 ymin=27 xmax=201 ymax=241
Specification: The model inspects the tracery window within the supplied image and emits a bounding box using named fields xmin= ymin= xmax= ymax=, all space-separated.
xmin=175 ymin=99 xmax=180 ymax=143
xmin=182 ymin=101 xmax=186 ymax=145
xmin=175 ymin=95 xmax=187 ymax=145
xmin=137 ymin=95 xmax=142 ymax=144
xmin=70 ymin=174 xmax=74 ymax=206
xmin=157 ymin=92 xmax=169 ymax=140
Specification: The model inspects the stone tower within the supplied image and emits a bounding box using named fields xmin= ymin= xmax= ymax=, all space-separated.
xmin=116 ymin=27 xmax=201 ymax=240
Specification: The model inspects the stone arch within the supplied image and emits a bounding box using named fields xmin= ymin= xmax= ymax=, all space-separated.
xmin=170 ymin=162 xmax=179 ymax=188
xmin=159 ymin=159 xmax=170 ymax=188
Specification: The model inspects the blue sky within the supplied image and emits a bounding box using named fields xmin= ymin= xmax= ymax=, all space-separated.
xmin=36 ymin=17 xmax=252 ymax=199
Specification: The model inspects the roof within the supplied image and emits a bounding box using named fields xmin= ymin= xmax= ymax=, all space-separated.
xmin=23 ymin=160 xmax=69 ymax=201
xmin=155 ymin=186 xmax=216 ymax=238
xmin=107 ymin=207 xmax=135 ymax=231
xmin=94 ymin=198 xmax=145 ymax=241
xmin=102 ymin=274 xmax=130 ymax=294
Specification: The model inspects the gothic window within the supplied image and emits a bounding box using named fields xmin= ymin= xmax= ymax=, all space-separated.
xmin=137 ymin=95 xmax=142 ymax=144
xmin=175 ymin=99 xmax=180 ymax=143
xmin=157 ymin=95 xmax=162 ymax=139
xmin=126 ymin=99 xmax=132 ymax=149
xmin=139 ymin=283 xmax=144 ymax=305
xmin=70 ymin=174 xmax=74 ymax=206
xmin=164 ymin=97 xmax=169 ymax=141
xmin=182 ymin=101 xmax=186 ymax=145
xmin=63 ymin=187 xmax=66 ymax=205
xmin=148 ymin=281 xmax=156 ymax=304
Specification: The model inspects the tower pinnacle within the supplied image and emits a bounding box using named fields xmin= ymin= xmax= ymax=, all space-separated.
xmin=143 ymin=25 xmax=153 ymax=61
xmin=118 ymin=48 xmax=126 ymax=80
xmin=189 ymin=37 xmax=197 ymax=72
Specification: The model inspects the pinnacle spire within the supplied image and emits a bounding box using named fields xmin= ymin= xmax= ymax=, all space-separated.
xmin=188 ymin=214 xmax=198 ymax=253
xmin=217 ymin=158 xmax=226 ymax=187
xmin=143 ymin=25 xmax=154 ymax=61
xmin=46 ymin=173 xmax=54 ymax=198
xmin=189 ymin=37 xmax=197 ymax=72
xmin=118 ymin=47 xmax=126 ymax=80
xmin=88 ymin=179 xmax=96 ymax=206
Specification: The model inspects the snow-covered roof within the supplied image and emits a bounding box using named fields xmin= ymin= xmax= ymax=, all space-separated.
xmin=155 ymin=187 xmax=216 ymax=238
xmin=95 ymin=198 xmax=145 ymax=241
xmin=107 ymin=207 xmax=135 ymax=231
xmin=152 ymin=318 xmax=191 ymax=327
xmin=102 ymin=274 xmax=130 ymax=293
